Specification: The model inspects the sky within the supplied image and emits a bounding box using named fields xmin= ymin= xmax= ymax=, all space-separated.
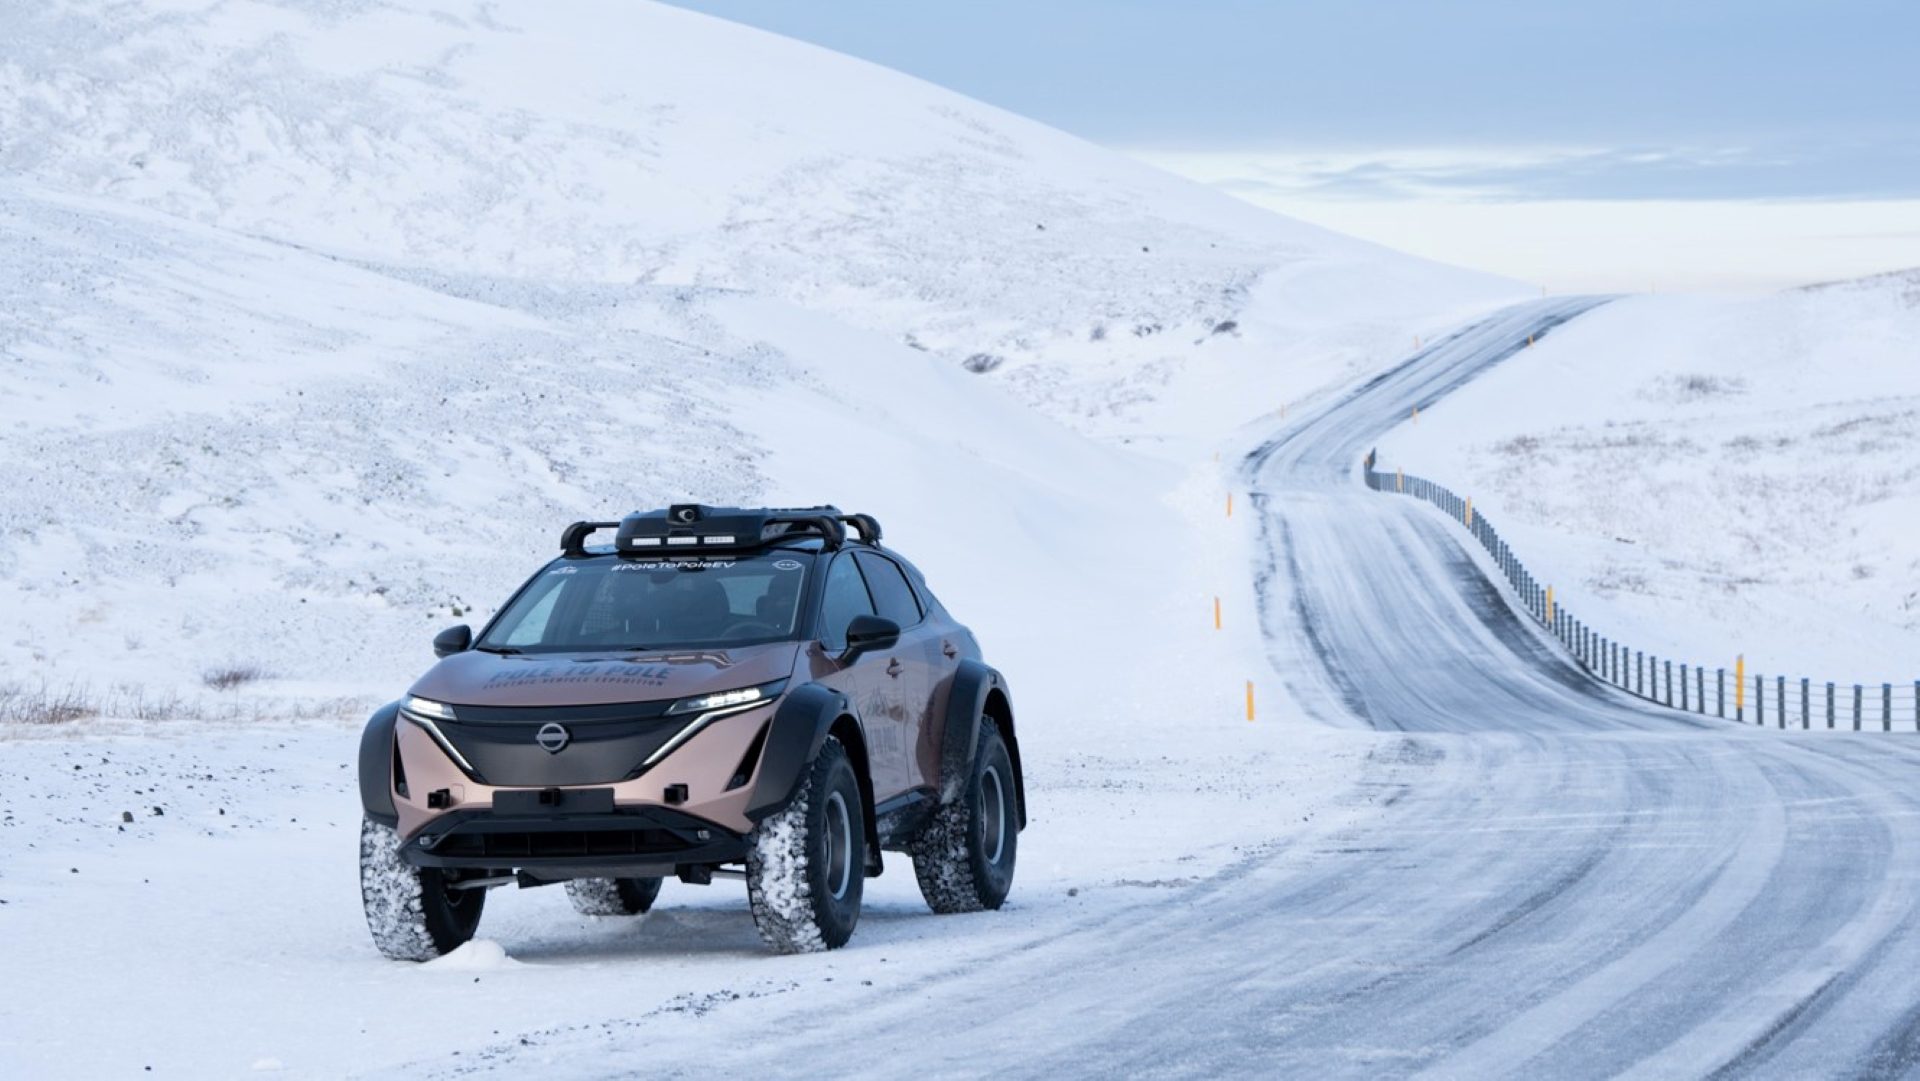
xmin=663 ymin=0 xmax=1920 ymax=292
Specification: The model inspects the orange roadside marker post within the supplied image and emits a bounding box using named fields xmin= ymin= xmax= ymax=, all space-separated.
xmin=1213 ymin=596 xmax=1222 ymax=630
xmin=1245 ymin=681 xmax=1255 ymax=722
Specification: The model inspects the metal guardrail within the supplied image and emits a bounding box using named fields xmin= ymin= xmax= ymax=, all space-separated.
xmin=1364 ymin=451 xmax=1920 ymax=732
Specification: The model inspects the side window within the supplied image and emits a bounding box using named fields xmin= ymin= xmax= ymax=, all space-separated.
xmin=855 ymin=552 xmax=922 ymax=628
xmin=817 ymin=554 xmax=876 ymax=649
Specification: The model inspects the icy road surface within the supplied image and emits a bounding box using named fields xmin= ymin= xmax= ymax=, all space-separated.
xmin=1244 ymin=299 xmax=1920 ymax=1078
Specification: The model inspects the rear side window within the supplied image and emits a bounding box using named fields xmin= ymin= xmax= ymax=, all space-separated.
xmin=855 ymin=552 xmax=922 ymax=627
xmin=818 ymin=554 xmax=876 ymax=649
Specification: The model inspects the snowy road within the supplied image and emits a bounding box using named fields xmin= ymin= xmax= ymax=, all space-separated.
xmin=1238 ymin=299 xmax=1920 ymax=1077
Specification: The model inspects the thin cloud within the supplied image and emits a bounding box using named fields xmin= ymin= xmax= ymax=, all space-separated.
xmin=1179 ymin=143 xmax=1920 ymax=204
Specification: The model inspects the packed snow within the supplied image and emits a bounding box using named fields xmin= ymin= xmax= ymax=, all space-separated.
xmin=1374 ymin=272 xmax=1920 ymax=683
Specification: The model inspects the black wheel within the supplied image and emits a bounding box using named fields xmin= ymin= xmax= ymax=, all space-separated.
xmin=913 ymin=717 xmax=1018 ymax=913
xmin=359 ymin=817 xmax=486 ymax=961
xmin=566 ymin=876 xmax=663 ymax=916
xmin=746 ymin=735 xmax=865 ymax=953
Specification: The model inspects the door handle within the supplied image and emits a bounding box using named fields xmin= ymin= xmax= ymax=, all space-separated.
xmin=886 ymin=657 xmax=904 ymax=678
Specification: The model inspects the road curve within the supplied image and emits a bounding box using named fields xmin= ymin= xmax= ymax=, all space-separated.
xmin=1240 ymin=298 xmax=1920 ymax=1078
xmin=437 ymin=302 xmax=1920 ymax=1080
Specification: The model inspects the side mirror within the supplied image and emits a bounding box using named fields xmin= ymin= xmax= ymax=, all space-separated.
xmin=839 ymin=614 xmax=900 ymax=664
xmin=433 ymin=624 xmax=473 ymax=658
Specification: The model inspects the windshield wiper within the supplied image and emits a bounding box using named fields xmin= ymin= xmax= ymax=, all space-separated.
xmin=473 ymin=645 xmax=522 ymax=655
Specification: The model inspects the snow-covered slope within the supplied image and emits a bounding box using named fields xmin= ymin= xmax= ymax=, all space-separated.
xmin=1376 ymin=271 xmax=1920 ymax=681
xmin=0 ymin=177 xmax=1140 ymax=710
xmin=0 ymin=0 xmax=1514 ymax=708
xmin=0 ymin=0 xmax=1517 ymax=441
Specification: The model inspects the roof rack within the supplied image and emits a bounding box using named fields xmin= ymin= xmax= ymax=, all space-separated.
xmin=560 ymin=505 xmax=884 ymax=557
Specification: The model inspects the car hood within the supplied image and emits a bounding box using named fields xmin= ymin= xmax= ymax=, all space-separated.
xmin=408 ymin=641 xmax=803 ymax=708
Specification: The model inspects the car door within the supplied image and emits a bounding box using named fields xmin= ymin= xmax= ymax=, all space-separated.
xmin=853 ymin=551 xmax=939 ymax=794
xmin=814 ymin=552 xmax=914 ymax=799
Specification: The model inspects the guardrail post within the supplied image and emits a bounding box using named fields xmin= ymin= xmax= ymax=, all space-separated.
xmin=1756 ymin=675 xmax=1764 ymax=726
xmin=1680 ymin=663 xmax=1689 ymax=711
xmin=1637 ymin=652 xmax=1644 ymax=697
xmin=1697 ymin=666 xmax=1706 ymax=714
xmin=1665 ymin=659 xmax=1673 ymax=706
xmin=1885 ymin=683 xmax=1893 ymax=732
xmin=1777 ymin=675 xmax=1786 ymax=729
xmin=1915 ymin=680 xmax=1919 ymax=732
xmin=1801 ymin=678 xmax=1809 ymax=729
xmin=1718 ymin=668 xmax=1725 ymax=717
xmin=1853 ymin=684 xmax=1862 ymax=731
xmin=1827 ymin=682 xmax=1835 ymax=729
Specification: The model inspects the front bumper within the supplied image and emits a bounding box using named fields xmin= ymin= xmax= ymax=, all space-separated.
xmin=403 ymin=801 xmax=750 ymax=874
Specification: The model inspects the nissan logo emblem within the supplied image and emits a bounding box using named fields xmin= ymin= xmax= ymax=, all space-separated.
xmin=535 ymin=723 xmax=571 ymax=754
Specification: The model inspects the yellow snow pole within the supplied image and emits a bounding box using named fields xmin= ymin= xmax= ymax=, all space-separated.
xmin=1213 ymin=596 xmax=1222 ymax=630
xmin=1226 ymin=492 xmax=1233 ymax=517
xmin=1546 ymin=585 xmax=1555 ymax=626
xmin=1528 ymin=334 xmax=1535 ymax=347
xmin=1465 ymin=496 xmax=1473 ymax=528
xmin=1396 ymin=468 xmax=1404 ymax=492
xmin=1245 ymin=681 xmax=1256 ymax=722
xmin=1412 ymin=405 xmax=1420 ymax=424
xmin=1736 ymin=655 xmax=1746 ymax=713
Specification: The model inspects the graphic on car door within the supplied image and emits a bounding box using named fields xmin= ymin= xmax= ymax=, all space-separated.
xmin=817 ymin=552 xmax=915 ymax=797
xmin=853 ymin=551 xmax=939 ymax=793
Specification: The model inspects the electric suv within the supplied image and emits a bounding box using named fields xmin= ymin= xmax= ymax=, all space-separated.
xmin=357 ymin=505 xmax=1024 ymax=957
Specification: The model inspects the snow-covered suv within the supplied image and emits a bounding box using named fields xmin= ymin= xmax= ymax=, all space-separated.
xmin=357 ymin=505 xmax=1024 ymax=957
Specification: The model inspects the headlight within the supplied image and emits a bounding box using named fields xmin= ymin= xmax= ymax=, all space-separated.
xmin=666 ymin=679 xmax=788 ymax=716
xmin=403 ymin=695 xmax=456 ymax=719
xmin=644 ymin=680 xmax=788 ymax=769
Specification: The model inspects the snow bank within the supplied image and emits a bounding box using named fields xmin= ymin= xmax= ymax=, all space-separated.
xmin=1376 ymin=272 xmax=1920 ymax=681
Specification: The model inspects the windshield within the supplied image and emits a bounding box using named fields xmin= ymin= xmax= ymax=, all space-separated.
xmin=477 ymin=552 xmax=812 ymax=653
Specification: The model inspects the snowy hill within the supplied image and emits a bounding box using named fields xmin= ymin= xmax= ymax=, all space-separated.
xmin=0 ymin=0 xmax=1516 ymax=441
xmin=1376 ymin=270 xmax=1920 ymax=681
xmin=0 ymin=0 xmax=1515 ymax=711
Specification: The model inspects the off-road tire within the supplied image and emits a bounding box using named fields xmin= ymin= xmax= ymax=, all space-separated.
xmin=359 ymin=817 xmax=485 ymax=961
xmin=565 ymin=876 xmax=663 ymax=916
xmin=912 ymin=717 xmax=1018 ymax=913
xmin=746 ymin=736 xmax=865 ymax=953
